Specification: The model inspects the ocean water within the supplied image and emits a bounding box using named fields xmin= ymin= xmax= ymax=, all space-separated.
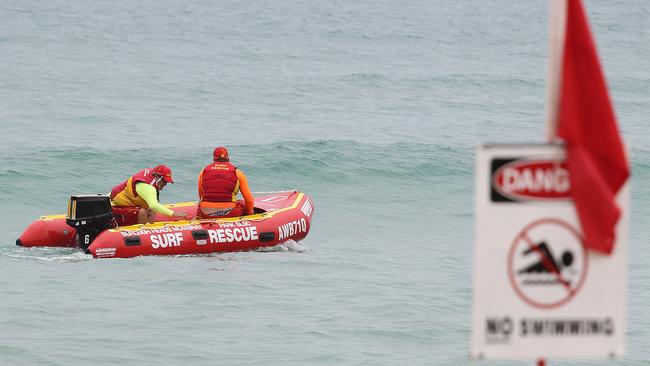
xmin=0 ymin=0 xmax=649 ymax=365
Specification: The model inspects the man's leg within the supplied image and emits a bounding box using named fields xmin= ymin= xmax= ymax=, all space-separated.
xmin=112 ymin=206 xmax=141 ymax=226
xmin=146 ymin=209 xmax=156 ymax=223
xmin=136 ymin=208 xmax=152 ymax=224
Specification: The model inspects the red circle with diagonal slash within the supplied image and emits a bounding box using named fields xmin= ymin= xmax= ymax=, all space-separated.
xmin=507 ymin=218 xmax=588 ymax=309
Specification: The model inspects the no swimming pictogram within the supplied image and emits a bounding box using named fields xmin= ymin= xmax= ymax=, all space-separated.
xmin=507 ymin=218 xmax=588 ymax=309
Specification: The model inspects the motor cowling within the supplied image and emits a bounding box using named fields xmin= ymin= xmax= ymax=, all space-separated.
xmin=65 ymin=195 xmax=114 ymax=250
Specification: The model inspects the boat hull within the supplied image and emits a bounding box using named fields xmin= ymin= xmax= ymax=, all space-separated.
xmin=18 ymin=192 xmax=314 ymax=258
xmin=16 ymin=216 xmax=77 ymax=247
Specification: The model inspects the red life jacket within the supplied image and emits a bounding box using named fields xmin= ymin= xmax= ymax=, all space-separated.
xmin=110 ymin=168 xmax=157 ymax=207
xmin=200 ymin=162 xmax=239 ymax=203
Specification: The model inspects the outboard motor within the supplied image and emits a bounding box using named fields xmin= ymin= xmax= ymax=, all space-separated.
xmin=65 ymin=195 xmax=114 ymax=250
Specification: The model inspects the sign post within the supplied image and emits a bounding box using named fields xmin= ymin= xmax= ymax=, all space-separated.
xmin=470 ymin=144 xmax=628 ymax=360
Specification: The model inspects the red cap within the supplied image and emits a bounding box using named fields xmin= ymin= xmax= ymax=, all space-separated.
xmin=153 ymin=164 xmax=174 ymax=183
xmin=213 ymin=146 xmax=229 ymax=161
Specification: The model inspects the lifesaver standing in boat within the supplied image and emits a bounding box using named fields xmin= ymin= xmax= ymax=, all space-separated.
xmin=110 ymin=165 xmax=188 ymax=226
xmin=197 ymin=146 xmax=254 ymax=218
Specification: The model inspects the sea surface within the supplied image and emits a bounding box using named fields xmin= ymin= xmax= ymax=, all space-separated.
xmin=1 ymin=0 xmax=649 ymax=365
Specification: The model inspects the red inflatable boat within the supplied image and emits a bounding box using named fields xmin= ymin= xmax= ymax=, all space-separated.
xmin=17 ymin=191 xmax=314 ymax=259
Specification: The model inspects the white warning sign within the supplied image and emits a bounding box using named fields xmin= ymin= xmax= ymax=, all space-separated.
xmin=471 ymin=144 xmax=628 ymax=360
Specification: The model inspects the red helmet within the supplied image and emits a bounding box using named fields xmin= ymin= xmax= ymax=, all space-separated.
xmin=213 ymin=146 xmax=229 ymax=162
xmin=153 ymin=164 xmax=174 ymax=183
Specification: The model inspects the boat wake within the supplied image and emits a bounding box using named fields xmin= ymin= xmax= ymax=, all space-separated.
xmin=1 ymin=246 xmax=93 ymax=262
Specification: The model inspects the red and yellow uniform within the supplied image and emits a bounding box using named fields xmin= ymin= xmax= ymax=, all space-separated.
xmin=110 ymin=168 xmax=156 ymax=208
xmin=197 ymin=161 xmax=254 ymax=217
xmin=110 ymin=166 xmax=175 ymax=225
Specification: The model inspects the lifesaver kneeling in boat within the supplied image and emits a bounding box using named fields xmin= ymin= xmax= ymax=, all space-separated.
xmin=110 ymin=165 xmax=188 ymax=226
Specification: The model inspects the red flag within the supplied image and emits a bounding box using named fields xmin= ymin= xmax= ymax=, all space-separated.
xmin=556 ymin=0 xmax=629 ymax=254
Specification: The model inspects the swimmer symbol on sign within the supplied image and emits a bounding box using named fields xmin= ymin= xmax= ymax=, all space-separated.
xmin=507 ymin=218 xmax=588 ymax=309
xmin=518 ymin=241 xmax=574 ymax=284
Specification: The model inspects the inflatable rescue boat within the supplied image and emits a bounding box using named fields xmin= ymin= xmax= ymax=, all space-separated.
xmin=17 ymin=191 xmax=314 ymax=259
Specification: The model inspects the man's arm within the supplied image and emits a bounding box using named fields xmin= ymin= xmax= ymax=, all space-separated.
xmin=135 ymin=182 xmax=175 ymax=216
xmin=236 ymin=170 xmax=254 ymax=215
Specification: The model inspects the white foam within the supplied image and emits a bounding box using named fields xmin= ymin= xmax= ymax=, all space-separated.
xmin=256 ymin=239 xmax=306 ymax=253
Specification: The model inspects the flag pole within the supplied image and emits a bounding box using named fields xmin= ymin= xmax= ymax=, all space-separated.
xmin=545 ymin=0 xmax=567 ymax=142
xmin=541 ymin=1 xmax=566 ymax=360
